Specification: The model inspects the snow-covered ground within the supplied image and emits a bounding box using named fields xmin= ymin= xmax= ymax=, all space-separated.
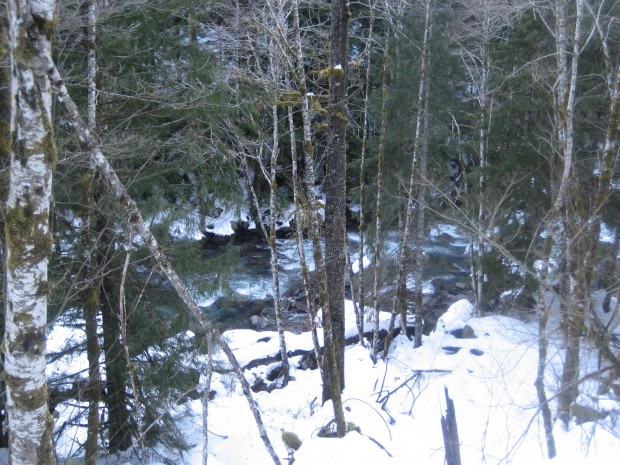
xmin=39 ymin=298 xmax=620 ymax=465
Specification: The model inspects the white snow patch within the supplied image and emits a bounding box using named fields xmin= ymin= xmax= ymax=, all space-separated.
xmin=351 ymin=256 xmax=370 ymax=274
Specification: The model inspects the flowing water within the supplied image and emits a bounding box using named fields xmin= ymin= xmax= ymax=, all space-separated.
xmin=195 ymin=224 xmax=471 ymax=330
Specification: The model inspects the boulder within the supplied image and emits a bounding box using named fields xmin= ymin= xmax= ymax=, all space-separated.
xmin=249 ymin=314 xmax=268 ymax=329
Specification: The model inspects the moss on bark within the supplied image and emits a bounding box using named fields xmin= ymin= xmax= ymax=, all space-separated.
xmin=5 ymin=206 xmax=52 ymax=272
xmin=4 ymin=376 xmax=48 ymax=412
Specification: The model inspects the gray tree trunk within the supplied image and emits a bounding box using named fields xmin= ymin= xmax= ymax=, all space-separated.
xmin=384 ymin=0 xmax=433 ymax=355
xmin=324 ymin=0 xmax=350 ymax=395
xmin=0 ymin=2 xmax=12 ymax=449
xmin=552 ymin=0 xmax=586 ymax=426
xmin=371 ymin=35 xmax=389 ymax=363
xmin=82 ymin=1 xmax=101 ymax=462
xmin=353 ymin=1 xmax=378 ymax=345
xmin=287 ymin=103 xmax=323 ymax=375
xmin=413 ymin=0 xmax=433 ymax=348
xmin=291 ymin=0 xmax=346 ymax=436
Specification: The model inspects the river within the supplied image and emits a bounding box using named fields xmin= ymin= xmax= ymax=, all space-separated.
xmin=194 ymin=223 xmax=471 ymax=331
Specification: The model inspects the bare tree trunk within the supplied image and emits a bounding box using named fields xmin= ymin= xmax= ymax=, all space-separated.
xmin=553 ymin=0 xmax=586 ymax=426
xmin=268 ymin=33 xmax=289 ymax=385
xmin=475 ymin=33 xmax=491 ymax=313
xmin=371 ymin=35 xmax=389 ymax=363
xmin=535 ymin=283 xmax=557 ymax=458
xmin=83 ymin=2 xmax=101 ymax=462
xmin=413 ymin=1 xmax=432 ymax=347
xmin=324 ymin=0 xmax=350 ymax=396
xmin=4 ymin=2 xmax=56 ymax=462
xmin=242 ymin=142 xmax=289 ymax=386
xmin=292 ymin=0 xmax=346 ymax=436
xmin=582 ymin=0 xmax=620 ymax=367
xmin=202 ymin=332 xmax=214 ymax=465
xmin=384 ymin=0 xmax=433 ymax=356
xmin=353 ymin=0 xmax=379 ymax=345
xmin=0 ymin=2 xmax=12 ymax=450
xmin=287 ymin=104 xmax=324 ymax=374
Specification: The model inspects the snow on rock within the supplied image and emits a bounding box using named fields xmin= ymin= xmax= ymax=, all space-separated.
xmin=435 ymin=299 xmax=475 ymax=333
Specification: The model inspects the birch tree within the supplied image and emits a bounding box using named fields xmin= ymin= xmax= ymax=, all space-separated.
xmin=4 ymin=1 xmax=56 ymax=463
xmin=533 ymin=0 xmax=588 ymax=426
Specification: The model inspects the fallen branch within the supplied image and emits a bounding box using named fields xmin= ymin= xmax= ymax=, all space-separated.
xmin=376 ymin=369 xmax=451 ymax=404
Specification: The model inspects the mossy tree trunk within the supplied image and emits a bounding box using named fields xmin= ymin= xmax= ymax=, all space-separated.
xmin=4 ymin=1 xmax=56 ymax=463
xmin=290 ymin=0 xmax=346 ymax=436
xmin=80 ymin=199 xmax=103 ymax=462
xmin=0 ymin=3 xmax=12 ymax=449
xmin=82 ymin=1 xmax=102 ymax=462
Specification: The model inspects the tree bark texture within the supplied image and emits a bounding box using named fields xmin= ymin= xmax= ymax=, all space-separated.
xmin=292 ymin=0 xmax=346 ymax=435
xmin=324 ymin=0 xmax=350 ymax=392
xmin=353 ymin=3 xmax=378 ymax=345
xmin=4 ymin=1 xmax=56 ymax=463
xmin=82 ymin=1 xmax=101 ymax=461
xmin=440 ymin=387 xmax=462 ymax=465
xmin=553 ymin=0 xmax=586 ymax=425
xmin=534 ymin=286 xmax=557 ymax=458
xmin=287 ymin=103 xmax=324 ymax=375
xmin=0 ymin=2 xmax=12 ymax=449
xmin=268 ymin=33 xmax=289 ymax=384
xmin=412 ymin=0 xmax=432 ymax=348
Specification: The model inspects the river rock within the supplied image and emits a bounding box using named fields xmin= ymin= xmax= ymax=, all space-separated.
xmin=249 ymin=315 xmax=268 ymax=329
